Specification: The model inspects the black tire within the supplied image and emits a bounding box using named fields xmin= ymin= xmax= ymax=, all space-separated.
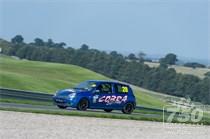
xmin=104 ymin=109 xmax=113 ymax=112
xmin=122 ymin=103 xmax=134 ymax=114
xmin=77 ymin=98 xmax=89 ymax=111
xmin=57 ymin=105 xmax=67 ymax=109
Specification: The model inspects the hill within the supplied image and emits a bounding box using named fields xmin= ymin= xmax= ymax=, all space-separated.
xmin=1 ymin=37 xmax=209 ymax=104
xmin=0 ymin=55 xmax=168 ymax=108
xmin=144 ymin=62 xmax=210 ymax=78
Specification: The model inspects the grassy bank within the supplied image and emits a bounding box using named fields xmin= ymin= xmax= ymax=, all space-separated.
xmin=0 ymin=55 xmax=168 ymax=109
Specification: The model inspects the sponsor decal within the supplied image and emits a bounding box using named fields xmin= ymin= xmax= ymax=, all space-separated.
xmin=93 ymin=95 xmax=99 ymax=103
xmin=98 ymin=95 xmax=127 ymax=103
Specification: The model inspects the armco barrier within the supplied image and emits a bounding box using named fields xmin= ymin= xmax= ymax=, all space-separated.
xmin=0 ymin=88 xmax=53 ymax=102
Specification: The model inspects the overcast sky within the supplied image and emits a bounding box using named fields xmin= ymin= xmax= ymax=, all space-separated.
xmin=0 ymin=0 xmax=209 ymax=61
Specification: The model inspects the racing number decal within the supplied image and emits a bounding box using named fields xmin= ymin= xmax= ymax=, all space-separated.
xmin=122 ymin=86 xmax=128 ymax=93
xmin=98 ymin=95 xmax=127 ymax=103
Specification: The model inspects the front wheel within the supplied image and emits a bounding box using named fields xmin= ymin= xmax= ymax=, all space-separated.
xmin=77 ymin=99 xmax=89 ymax=111
xmin=104 ymin=109 xmax=113 ymax=112
xmin=122 ymin=103 xmax=134 ymax=114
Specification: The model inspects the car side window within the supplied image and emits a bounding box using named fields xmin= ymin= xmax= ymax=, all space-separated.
xmin=96 ymin=83 xmax=112 ymax=94
xmin=114 ymin=84 xmax=129 ymax=94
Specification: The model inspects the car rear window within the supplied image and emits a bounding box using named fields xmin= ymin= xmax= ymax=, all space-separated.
xmin=114 ymin=84 xmax=129 ymax=94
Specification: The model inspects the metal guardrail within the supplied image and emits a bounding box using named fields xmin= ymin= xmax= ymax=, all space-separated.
xmin=0 ymin=88 xmax=53 ymax=102
xmin=0 ymin=88 xmax=163 ymax=112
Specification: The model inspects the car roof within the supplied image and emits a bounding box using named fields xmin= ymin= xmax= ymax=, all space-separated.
xmin=87 ymin=80 xmax=130 ymax=86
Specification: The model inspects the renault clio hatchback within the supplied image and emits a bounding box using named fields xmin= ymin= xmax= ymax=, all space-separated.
xmin=53 ymin=80 xmax=136 ymax=114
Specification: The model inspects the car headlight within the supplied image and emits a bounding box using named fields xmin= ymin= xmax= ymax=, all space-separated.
xmin=54 ymin=90 xmax=59 ymax=96
xmin=69 ymin=93 xmax=76 ymax=99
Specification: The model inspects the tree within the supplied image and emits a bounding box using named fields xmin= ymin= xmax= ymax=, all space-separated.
xmin=160 ymin=53 xmax=177 ymax=65
xmin=138 ymin=51 xmax=146 ymax=62
xmin=110 ymin=51 xmax=118 ymax=57
xmin=184 ymin=62 xmax=206 ymax=69
xmin=204 ymin=71 xmax=210 ymax=77
xmin=159 ymin=62 xmax=168 ymax=69
xmin=58 ymin=42 xmax=66 ymax=47
xmin=127 ymin=53 xmax=137 ymax=61
xmin=54 ymin=42 xmax=66 ymax=48
xmin=34 ymin=38 xmax=44 ymax=46
xmin=11 ymin=35 xmax=24 ymax=44
xmin=80 ymin=44 xmax=89 ymax=50
xmin=46 ymin=39 xmax=54 ymax=47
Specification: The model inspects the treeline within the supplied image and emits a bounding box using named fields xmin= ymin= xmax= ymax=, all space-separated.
xmin=0 ymin=35 xmax=210 ymax=104
xmin=184 ymin=62 xmax=206 ymax=69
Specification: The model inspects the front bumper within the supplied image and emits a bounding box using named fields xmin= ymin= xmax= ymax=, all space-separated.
xmin=53 ymin=96 xmax=76 ymax=107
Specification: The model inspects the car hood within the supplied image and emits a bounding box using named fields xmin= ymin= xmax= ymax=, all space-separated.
xmin=56 ymin=88 xmax=89 ymax=96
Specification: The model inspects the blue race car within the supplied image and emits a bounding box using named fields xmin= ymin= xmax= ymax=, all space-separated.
xmin=53 ymin=80 xmax=136 ymax=114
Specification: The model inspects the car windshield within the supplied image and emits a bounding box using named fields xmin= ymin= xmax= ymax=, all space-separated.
xmin=74 ymin=81 xmax=97 ymax=90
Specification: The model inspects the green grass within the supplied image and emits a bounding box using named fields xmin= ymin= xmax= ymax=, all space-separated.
xmin=0 ymin=55 xmax=109 ymax=93
xmin=134 ymin=89 xmax=166 ymax=108
xmin=0 ymin=107 xmax=164 ymax=122
xmin=0 ymin=55 xmax=169 ymax=109
xmin=144 ymin=61 xmax=210 ymax=78
xmin=1 ymin=107 xmax=209 ymax=125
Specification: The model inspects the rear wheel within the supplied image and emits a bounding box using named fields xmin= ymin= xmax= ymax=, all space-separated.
xmin=122 ymin=103 xmax=134 ymax=114
xmin=77 ymin=99 xmax=89 ymax=111
xmin=57 ymin=105 xmax=67 ymax=109
xmin=104 ymin=109 xmax=113 ymax=112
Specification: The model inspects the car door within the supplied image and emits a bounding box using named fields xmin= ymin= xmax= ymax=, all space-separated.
xmin=91 ymin=82 xmax=113 ymax=109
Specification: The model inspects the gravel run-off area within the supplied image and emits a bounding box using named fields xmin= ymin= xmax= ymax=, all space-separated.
xmin=0 ymin=111 xmax=209 ymax=139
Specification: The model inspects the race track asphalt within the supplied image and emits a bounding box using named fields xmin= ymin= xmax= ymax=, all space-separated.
xmin=0 ymin=111 xmax=209 ymax=139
